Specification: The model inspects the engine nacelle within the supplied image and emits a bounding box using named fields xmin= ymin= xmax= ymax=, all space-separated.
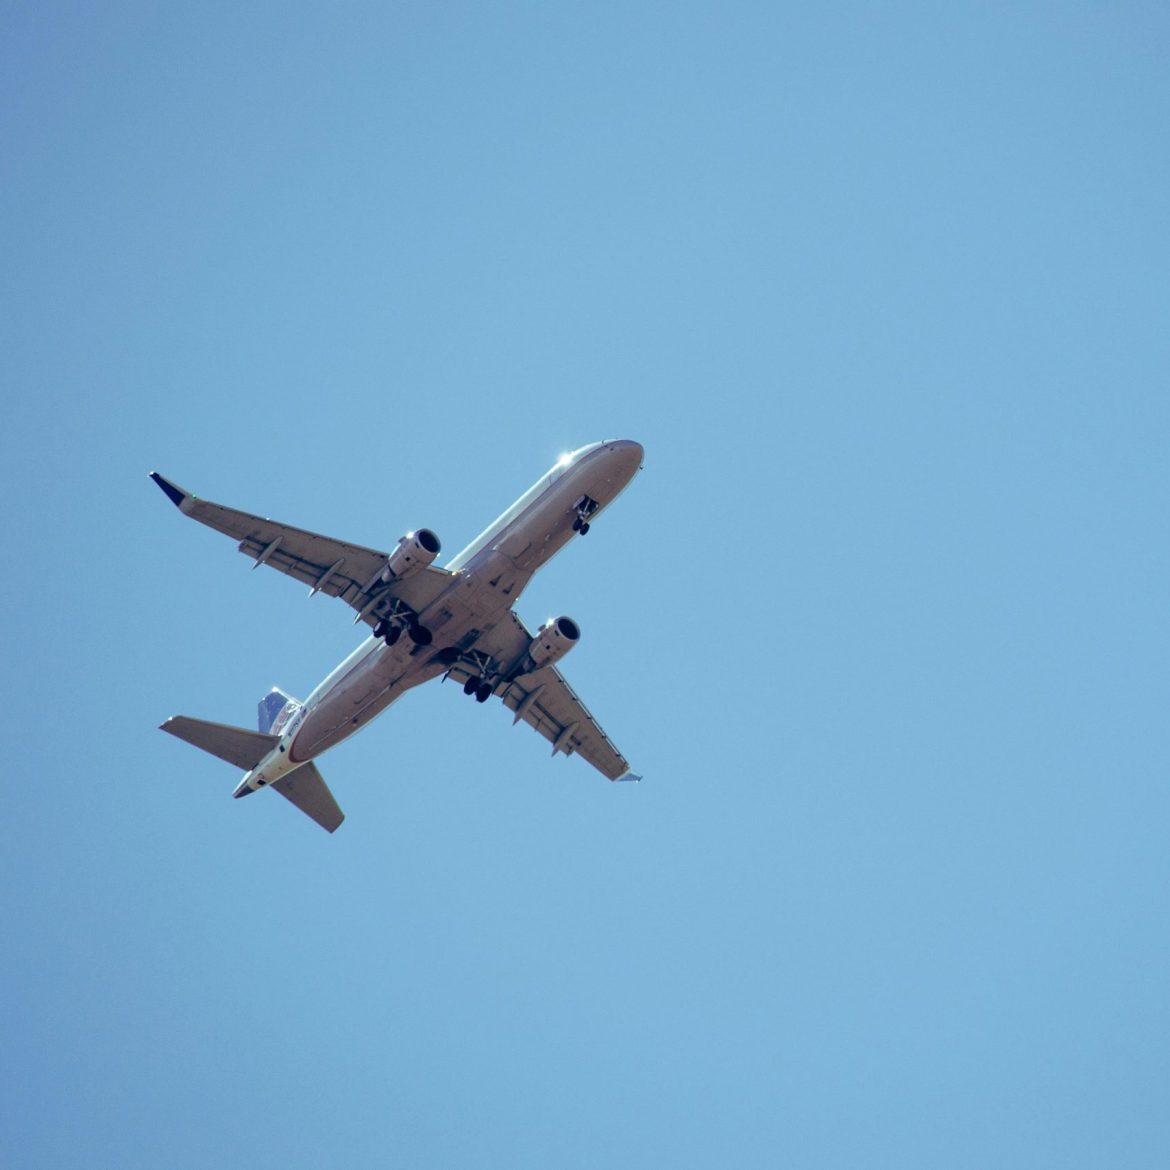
xmin=528 ymin=616 xmax=580 ymax=670
xmin=382 ymin=529 xmax=441 ymax=581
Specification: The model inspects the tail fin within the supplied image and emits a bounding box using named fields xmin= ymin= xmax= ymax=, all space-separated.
xmin=160 ymin=707 xmax=345 ymax=834
xmin=258 ymin=687 xmax=301 ymax=734
xmin=160 ymin=716 xmax=277 ymax=770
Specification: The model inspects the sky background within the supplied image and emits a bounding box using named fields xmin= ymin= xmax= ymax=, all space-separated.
xmin=3 ymin=3 xmax=1169 ymax=1166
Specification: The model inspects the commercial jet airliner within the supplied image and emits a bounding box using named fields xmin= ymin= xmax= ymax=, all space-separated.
xmin=152 ymin=440 xmax=643 ymax=832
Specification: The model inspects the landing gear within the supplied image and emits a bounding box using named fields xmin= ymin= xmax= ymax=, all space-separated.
xmin=449 ymin=649 xmax=500 ymax=704
xmin=373 ymin=599 xmax=418 ymax=647
xmin=375 ymin=620 xmax=403 ymax=646
xmin=374 ymin=618 xmax=401 ymax=646
xmin=461 ymin=676 xmax=494 ymax=702
xmin=572 ymin=494 xmax=598 ymax=536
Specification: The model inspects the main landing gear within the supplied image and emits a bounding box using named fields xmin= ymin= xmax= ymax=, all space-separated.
xmin=372 ymin=618 xmax=431 ymax=647
xmin=454 ymin=650 xmax=498 ymax=703
xmin=462 ymin=676 xmax=494 ymax=703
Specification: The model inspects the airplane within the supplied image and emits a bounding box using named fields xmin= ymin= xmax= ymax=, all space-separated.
xmin=151 ymin=439 xmax=644 ymax=833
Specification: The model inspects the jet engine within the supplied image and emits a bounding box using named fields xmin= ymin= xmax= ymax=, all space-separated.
xmin=382 ymin=529 xmax=441 ymax=581
xmin=528 ymin=616 xmax=580 ymax=670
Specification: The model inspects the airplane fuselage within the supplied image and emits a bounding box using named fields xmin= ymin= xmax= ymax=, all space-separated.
xmin=236 ymin=440 xmax=642 ymax=794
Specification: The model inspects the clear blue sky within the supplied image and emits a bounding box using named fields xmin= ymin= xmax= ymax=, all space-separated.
xmin=3 ymin=3 xmax=1168 ymax=1166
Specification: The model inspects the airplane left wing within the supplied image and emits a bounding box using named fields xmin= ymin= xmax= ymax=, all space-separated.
xmin=149 ymin=472 xmax=454 ymax=625
xmin=447 ymin=613 xmax=640 ymax=782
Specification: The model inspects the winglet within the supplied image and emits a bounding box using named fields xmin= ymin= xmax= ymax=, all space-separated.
xmin=615 ymin=772 xmax=642 ymax=783
xmin=149 ymin=471 xmax=190 ymax=509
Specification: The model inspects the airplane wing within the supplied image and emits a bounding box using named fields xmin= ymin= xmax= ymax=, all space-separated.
xmin=446 ymin=612 xmax=640 ymax=782
xmin=150 ymin=472 xmax=454 ymax=627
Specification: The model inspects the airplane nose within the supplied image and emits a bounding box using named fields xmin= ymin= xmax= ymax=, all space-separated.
xmin=608 ymin=439 xmax=644 ymax=473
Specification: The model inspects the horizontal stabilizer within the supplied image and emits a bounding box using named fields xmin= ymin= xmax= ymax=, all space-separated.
xmin=272 ymin=763 xmax=345 ymax=833
xmin=161 ymin=716 xmax=277 ymax=770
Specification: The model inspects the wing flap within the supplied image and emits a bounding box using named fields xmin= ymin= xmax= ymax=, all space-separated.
xmin=501 ymin=667 xmax=633 ymax=780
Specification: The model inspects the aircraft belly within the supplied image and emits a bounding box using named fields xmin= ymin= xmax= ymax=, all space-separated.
xmin=292 ymin=648 xmax=412 ymax=760
xmin=460 ymin=551 xmax=529 ymax=613
xmin=289 ymin=587 xmax=510 ymax=763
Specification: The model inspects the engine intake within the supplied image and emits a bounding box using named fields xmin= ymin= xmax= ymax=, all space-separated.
xmin=528 ymin=616 xmax=580 ymax=670
xmin=382 ymin=528 xmax=441 ymax=581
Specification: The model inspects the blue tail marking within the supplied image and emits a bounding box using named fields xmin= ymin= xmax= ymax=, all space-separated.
xmin=258 ymin=687 xmax=300 ymax=735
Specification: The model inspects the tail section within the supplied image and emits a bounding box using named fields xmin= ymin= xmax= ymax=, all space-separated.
xmin=160 ymin=696 xmax=345 ymax=834
xmin=258 ymin=687 xmax=301 ymax=734
xmin=160 ymin=716 xmax=278 ymax=770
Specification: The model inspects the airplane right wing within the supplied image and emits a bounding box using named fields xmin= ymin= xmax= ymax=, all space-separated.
xmin=149 ymin=472 xmax=454 ymax=627
xmin=447 ymin=613 xmax=640 ymax=782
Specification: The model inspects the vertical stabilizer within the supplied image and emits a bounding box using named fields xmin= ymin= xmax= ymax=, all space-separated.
xmin=258 ymin=687 xmax=301 ymax=734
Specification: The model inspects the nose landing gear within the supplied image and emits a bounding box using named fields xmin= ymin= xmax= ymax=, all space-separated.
xmin=571 ymin=494 xmax=599 ymax=535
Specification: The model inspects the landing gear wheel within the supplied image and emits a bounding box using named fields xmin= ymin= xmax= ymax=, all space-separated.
xmin=578 ymin=522 xmax=590 ymax=535
xmin=408 ymin=623 xmax=433 ymax=646
xmin=475 ymin=682 xmax=493 ymax=703
xmin=373 ymin=619 xmax=389 ymax=639
xmin=572 ymin=516 xmax=582 ymax=532
xmin=463 ymin=676 xmax=479 ymax=696
xmin=385 ymin=625 xmax=402 ymax=646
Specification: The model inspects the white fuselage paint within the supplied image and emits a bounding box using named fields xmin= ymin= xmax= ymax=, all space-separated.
xmin=236 ymin=440 xmax=642 ymax=795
